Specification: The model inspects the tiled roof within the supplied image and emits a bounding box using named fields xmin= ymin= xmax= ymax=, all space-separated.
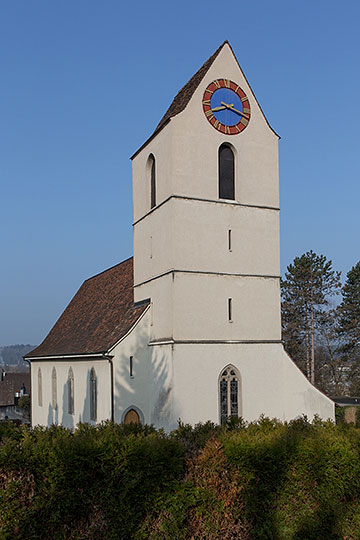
xmin=131 ymin=41 xmax=228 ymax=160
xmin=0 ymin=372 xmax=30 ymax=406
xmin=0 ymin=381 xmax=14 ymax=406
xmin=155 ymin=41 xmax=228 ymax=132
xmin=25 ymin=257 xmax=148 ymax=358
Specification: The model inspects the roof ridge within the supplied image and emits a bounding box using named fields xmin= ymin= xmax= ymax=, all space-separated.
xmin=84 ymin=256 xmax=133 ymax=283
xmin=131 ymin=41 xmax=229 ymax=160
xmin=155 ymin=40 xmax=228 ymax=132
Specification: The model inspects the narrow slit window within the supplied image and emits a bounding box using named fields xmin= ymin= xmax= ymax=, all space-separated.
xmin=219 ymin=144 xmax=235 ymax=200
xmin=90 ymin=367 xmax=97 ymax=421
xmin=38 ymin=367 xmax=42 ymax=407
xmin=228 ymin=229 xmax=232 ymax=251
xmin=68 ymin=367 xmax=74 ymax=415
xmin=150 ymin=154 xmax=156 ymax=209
xmin=130 ymin=356 xmax=134 ymax=378
xmin=52 ymin=367 xmax=57 ymax=410
xmin=228 ymin=298 xmax=233 ymax=321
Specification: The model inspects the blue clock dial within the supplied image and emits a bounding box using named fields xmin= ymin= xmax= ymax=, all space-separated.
xmin=210 ymin=88 xmax=243 ymax=126
xmin=202 ymin=79 xmax=251 ymax=135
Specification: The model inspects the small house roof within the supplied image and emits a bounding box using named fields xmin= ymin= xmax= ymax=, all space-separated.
xmin=25 ymin=257 xmax=148 ymax=359
xmin=0 ymin=372 xmax=30 ymax=406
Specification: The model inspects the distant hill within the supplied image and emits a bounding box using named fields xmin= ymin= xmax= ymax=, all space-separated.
xmin=0 ymin=345 xmax=36 ymax=367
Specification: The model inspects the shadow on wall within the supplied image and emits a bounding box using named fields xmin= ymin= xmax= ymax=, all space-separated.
xmin=47 ymin=401 xmax=59 ymax=426
xmin=115 ymin=320 xmax=177 ymax=429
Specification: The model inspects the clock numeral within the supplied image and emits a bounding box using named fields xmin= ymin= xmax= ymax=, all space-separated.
xmin=207 ymin=89 xmax=214 ymax=94
xmin=214 ymin=120 xmax=220 ymax=128
xmin=214 ymin=80 xmax=221 ymax=88
xmin=235 ymin=124 xmax=241 ymax=132
xmin=243 ymin=107 xmax=251 ymax=114
xmin=241 ymin=117 xmax=249 ymax=126
xmin=235 ymin=85 xmax=240 ymax=93
xmin=241 ymin=96 xmax=248 ymax=102
xmin=203 ymin=99 xmax=211 ymax=105
xmin=205 ymin=110 xmax=214 ymax=118
xmin=224 ymin=79 xmax=230 ymax=88
xmin=224 ymin=125 xmax=230 ymax=134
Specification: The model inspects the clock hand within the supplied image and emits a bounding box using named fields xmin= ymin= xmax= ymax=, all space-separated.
xmin=221 ymin=101 xmax=249 ymax=119
xmin=211 ymin=105 xmax=227 ymax=112
xmin=221 ymin=101 xmax=234 ymax=108
xmin=230 ymin=106 xmax=249 ymax=119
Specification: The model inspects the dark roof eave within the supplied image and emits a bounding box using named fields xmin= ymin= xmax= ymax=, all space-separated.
xmin=130 ymin=118 xmax=171 ymax=161
xmin=25 ymin=350 xmax=111 ymax=361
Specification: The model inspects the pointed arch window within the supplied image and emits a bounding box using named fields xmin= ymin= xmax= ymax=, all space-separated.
xmin=52 ymin=367 xmax=57 ymax=410
xmin=148 ymin=154 xmax=156 ymax=209
xmin=90 ymin=367 xmax=97 ymax=422
xmin=68 ymin=367 xmax=74 ymax=415
xmin=38 ymin=367 xmax=42 ymax=407
xmin=219 ymin=144 xmax=235 ymax=200
xmin=219 ymin=365 xmax=241 ymax=425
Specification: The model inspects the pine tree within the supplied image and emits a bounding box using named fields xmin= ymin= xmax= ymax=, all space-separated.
xmin=338 ymin=262 xmax=360 ymax=394
xmin=339 ymin=262 xmax=360 ymax=347
xmin=281 ymin=251 xmax=341 ymax=385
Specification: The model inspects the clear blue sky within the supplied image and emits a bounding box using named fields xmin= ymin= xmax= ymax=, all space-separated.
xmin=1 ymin=0 xmax=359 ymax=345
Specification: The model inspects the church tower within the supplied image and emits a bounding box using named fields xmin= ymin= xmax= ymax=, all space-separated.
xmin=26 ymin=42 xmax=334 ymax=430
xmin=131 ymin=42 xmax=334 ymax=427
xmin=132 ymin=42 xmax=280 ymax=344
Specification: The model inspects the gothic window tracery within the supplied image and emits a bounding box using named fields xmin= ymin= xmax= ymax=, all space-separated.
xmin=219 ymin=365 xmax=240 ymax=424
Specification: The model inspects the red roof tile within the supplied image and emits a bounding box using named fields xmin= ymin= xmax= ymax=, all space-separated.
xmin=155 ymin=41 xmax=227 ymax=132
xmin=131 ymin=41 xmax=228 ymax=160
xmin=25 ymin=257 xmax=148 ymax=358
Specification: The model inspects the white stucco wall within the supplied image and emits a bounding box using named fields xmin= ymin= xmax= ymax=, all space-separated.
xmin=110 ymin=308 xmax=151 ymax=424
xmin=167 ymin=343 xmax=334 ymax=430
xmin=31 ymin=358 xmax=111 ymax=429
xmin=110 ymin=308 xmax=174 ymax=430
xmin=132 ymin=43 xmax=282 ymax=346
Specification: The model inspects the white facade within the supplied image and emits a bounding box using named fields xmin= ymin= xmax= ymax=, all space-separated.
xmin=30 ymin=42 xmax=334 ymax=428
xmin=131 ymin=42 xmax=334 ymax=427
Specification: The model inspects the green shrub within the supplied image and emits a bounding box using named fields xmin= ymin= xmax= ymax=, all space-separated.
xmin=0 ymin=419 xmax=360 ymax=539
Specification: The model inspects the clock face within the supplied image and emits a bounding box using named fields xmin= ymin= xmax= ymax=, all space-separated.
xmin=202 ymin=79 xmax=251 ymax=134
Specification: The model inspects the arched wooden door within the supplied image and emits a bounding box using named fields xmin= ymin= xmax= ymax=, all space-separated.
xmin=124 ymin=408 xmax=140 ymax=424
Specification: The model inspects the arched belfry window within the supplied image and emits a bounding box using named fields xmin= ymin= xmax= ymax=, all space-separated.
xmin=52 ymin=367 xmax=57 ymax=410
xmin=90 ymin=367 xmax=97 ymax=422
xmin=68 ymin=367 xmax=74 ymax=415
xmin=219 ymin=144 xmax=235 ymax=200
xmin=148 ymin=154 xmax=156 ymax=209
xmin=219 ymin=365 xmax=241 ymax=425
xmin=38 ymin=367 xmax=42 ymax=407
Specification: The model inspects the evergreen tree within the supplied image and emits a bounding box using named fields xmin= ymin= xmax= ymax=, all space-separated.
xmin=281 ymin=251 xmax=341 ymax=386
xmin=338 ymin=262 xmax=360 ymax=394
xmin=339 ymin=262 xmax=360 ymax=347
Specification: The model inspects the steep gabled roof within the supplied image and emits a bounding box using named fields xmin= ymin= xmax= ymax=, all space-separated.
xmin=131 ymin=41 xmax=228 ymax=159
xmin=131 ymin=40 xmax=278 ymax=159
xmin=155 ymin=41 xmax=227 ymax=133
xmin=25 ymin=257 xmax=148 ymax=358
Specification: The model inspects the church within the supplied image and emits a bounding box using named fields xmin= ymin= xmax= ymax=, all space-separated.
xmin=26 ymin=41 xmax=334 ymax=430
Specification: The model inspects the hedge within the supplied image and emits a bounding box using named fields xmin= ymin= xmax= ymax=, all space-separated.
xmin=0 ymin=418 xmax=359 ymax=539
